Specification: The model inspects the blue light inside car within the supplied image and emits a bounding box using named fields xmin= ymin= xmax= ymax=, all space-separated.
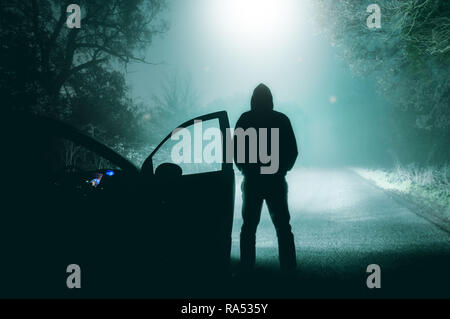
xmin=106 ymin=170 xmax=115 ymax=176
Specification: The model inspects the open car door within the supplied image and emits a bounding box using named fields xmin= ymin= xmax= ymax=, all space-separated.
xmin=141 ymin=111 xmax=235 ymax=279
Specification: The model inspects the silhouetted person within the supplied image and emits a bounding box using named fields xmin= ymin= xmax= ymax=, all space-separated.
xmin=235 ymin=83 xmax=298 ymax=272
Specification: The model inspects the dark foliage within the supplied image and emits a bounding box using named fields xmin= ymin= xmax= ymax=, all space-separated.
xmin=0 ymin=0 xmax=167 ymax=149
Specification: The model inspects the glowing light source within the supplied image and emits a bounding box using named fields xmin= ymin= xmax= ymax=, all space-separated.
xmin=203 ymin=0 xmax=316 ymax=102
xmin=214 ymin=0 xmax=298 ymax=49
xmin=106 ymin=170 xmax=115 ymax=176
xmin=89 ymin=178 xmax=101 ymax=187
xmin=329 ymin=96 xmax=337 ymax=104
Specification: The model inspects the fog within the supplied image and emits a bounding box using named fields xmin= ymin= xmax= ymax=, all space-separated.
xmin=2 ymin=0 xmax=448 ymax=166
xmin=126 ymin=0 xmax=396 ymax=166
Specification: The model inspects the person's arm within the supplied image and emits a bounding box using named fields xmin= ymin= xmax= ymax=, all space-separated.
xmin=284 ymin=118 xmax=298 ymax=172
xmin=233 ymin=115 xmax=244 ymax=172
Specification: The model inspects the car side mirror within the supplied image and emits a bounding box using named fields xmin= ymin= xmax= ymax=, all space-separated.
xmin=155 ymin=162 xmax=182 ymax=179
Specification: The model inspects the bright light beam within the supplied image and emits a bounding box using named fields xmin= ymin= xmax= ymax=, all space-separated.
xmin=214 ymin=0 xmax=300 ymax=49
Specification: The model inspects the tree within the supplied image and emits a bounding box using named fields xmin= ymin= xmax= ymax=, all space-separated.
xmin=314 ymin=0 xmax=450 ymax=163
xmin=149 ymin=72 xmax=201 ymax=136
xmin=0 ymin=0 xmax=168 ymax=147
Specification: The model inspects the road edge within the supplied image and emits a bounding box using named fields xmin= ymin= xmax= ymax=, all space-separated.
xmin=348 ymin=168 xmax=450 ymax=235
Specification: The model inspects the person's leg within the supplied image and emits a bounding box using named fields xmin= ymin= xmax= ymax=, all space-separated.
xmin=265 ymin=178 xmax=297 ymax=271
xmin=240 ymin=178 xmax=264 ymax=270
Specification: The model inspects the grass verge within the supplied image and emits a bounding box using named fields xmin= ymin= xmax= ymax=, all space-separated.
xmin=353 ymin=164 xmax=450 ymax=233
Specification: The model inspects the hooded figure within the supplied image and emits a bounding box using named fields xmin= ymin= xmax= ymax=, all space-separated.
xmin=251 ymin=83 xmax=274 ymax=111
xmin=234 ymin=83 xmax=298 ymax=272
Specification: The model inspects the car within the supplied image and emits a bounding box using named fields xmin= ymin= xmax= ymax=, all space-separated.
xmin=0 ymin=111 xmax=235 ymax=297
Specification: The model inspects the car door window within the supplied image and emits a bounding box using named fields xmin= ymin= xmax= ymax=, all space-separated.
xmin=34 ymin=136 xmax=121 ymax=175
xmin=151 ymin=118 xmax=223 ymax=175
xmin=56 ymin=138 xmax=120 ymax=172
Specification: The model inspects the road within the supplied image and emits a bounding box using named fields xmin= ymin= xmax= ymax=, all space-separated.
xmin=226 ymin=168 xmax=450 ymax=298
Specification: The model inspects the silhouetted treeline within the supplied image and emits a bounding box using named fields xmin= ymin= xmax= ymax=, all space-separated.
xmin=315 ymin=0 xmax=450 ymax=164
xmin=0 ymin=0 xmax=167 ymax=153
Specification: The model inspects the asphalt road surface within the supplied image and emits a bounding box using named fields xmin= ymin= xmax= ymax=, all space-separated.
xmin=226 ymin=168 xmax=450 ymax=298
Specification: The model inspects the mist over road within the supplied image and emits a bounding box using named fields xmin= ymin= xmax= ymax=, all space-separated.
xmin=230 ymin=168 xmax=450 ymax=298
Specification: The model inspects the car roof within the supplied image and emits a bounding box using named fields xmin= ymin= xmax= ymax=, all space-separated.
xmin=8 ymin=112 xmax=139 ymax=174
